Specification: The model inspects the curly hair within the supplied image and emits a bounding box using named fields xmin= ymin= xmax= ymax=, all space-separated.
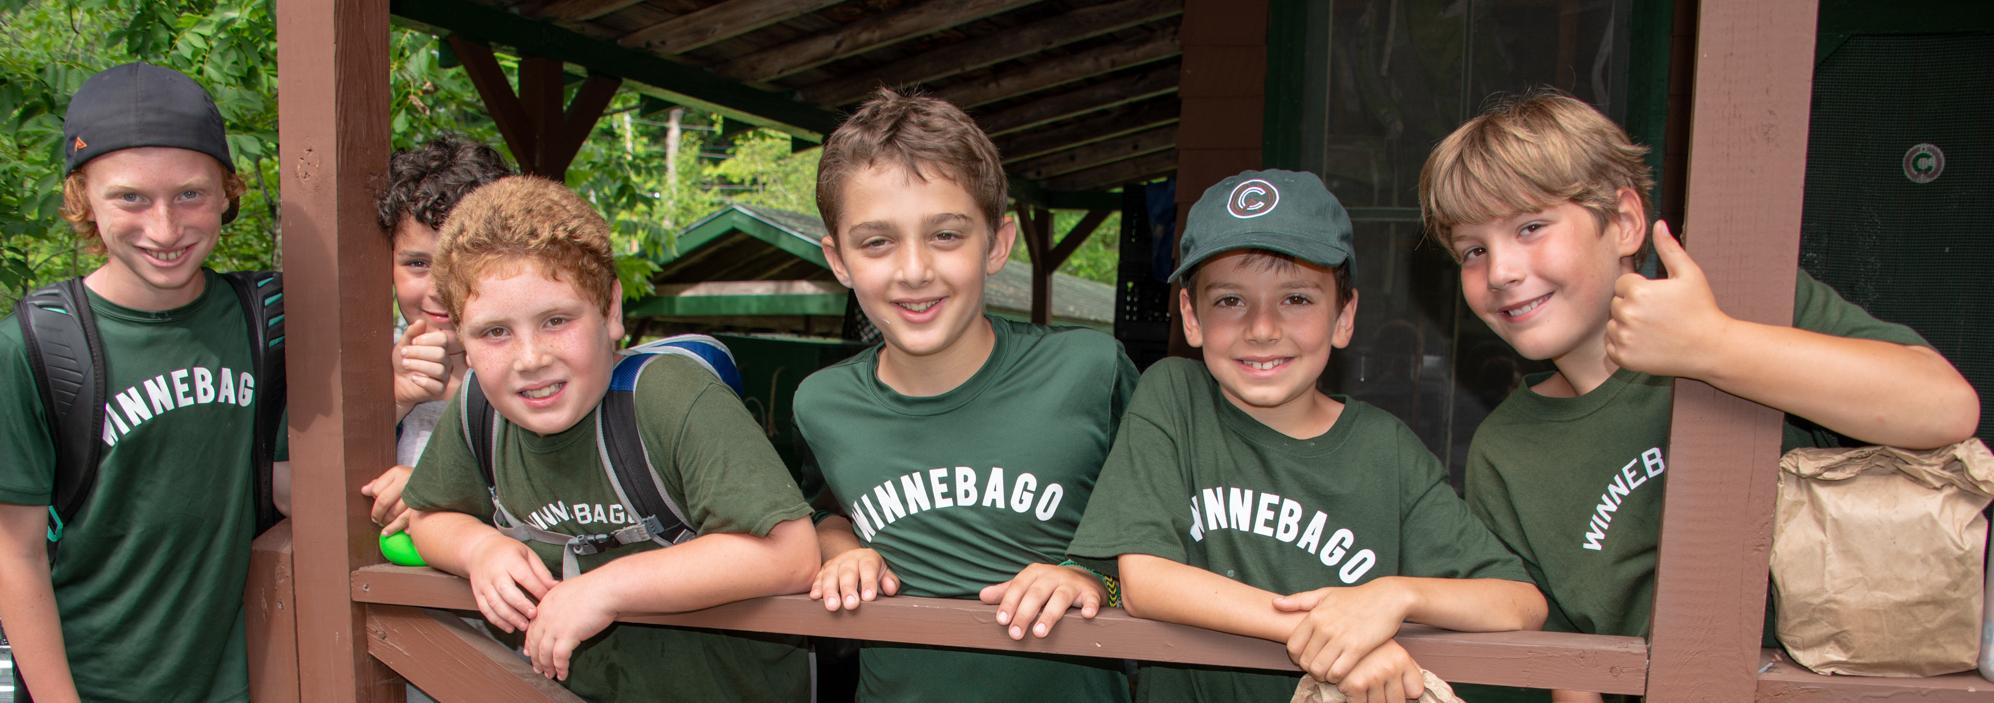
xmin=376 ymin=133 xmax=514 ymax=235
xmin=815 ymin=87 xmax=1007 ymax=238
xmin=432 ymin=176 xmax=616 ymax=321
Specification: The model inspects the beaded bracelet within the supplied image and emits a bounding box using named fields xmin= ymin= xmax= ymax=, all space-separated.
xmin=1059 ymin=559 xmax=1122 ymax=608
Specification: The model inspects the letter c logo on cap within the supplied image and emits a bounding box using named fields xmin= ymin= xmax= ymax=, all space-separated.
xmin=1228 ymin=179 xmax=1279 ymax=219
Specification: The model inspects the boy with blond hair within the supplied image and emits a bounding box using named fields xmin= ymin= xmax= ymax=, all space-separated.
xmin=795 ymin=89 xmax=1138 ymax=701
xmin=1420 ymin=89 xmax=1979 ymax=701
xmin=1068 ymin=169 xmax=1546 ymax=703
xmin=402 ymin=176 xmax=818 ymax=701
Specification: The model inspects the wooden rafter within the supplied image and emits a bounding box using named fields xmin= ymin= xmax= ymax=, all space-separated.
xmin=531 ymin=0 xmax=646 ymax=22
xmin=446 ymin=36 xmax=624 ymax=179
xmin=367 ymin=606 xmax=582 ymax=702
xmin=1015 ymin=125 xmax=1176 ymax=180
xmin=803 ymin=0 xmax=1181 ymax=106
xmin=1644 ymin=0 xmax=1818 ymax=700
xmin=995 ymin=99 xmax=1179 ymax=163
xmin=977 ymin=63 xmax=1179 ymax=136
xmin=938 ymin=25 xmax=1181 ymax=109
xmin=618 ymin=0 xmax=844 ymax=53
xmin=722 ymin=0 xmax=1044 ymax=83
xmin=1045 ymin=150 xmax=1177 ymax=191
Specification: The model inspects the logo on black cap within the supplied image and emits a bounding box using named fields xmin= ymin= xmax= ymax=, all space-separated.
xmin=1227 ymin=178 xmax=1278 ymax=219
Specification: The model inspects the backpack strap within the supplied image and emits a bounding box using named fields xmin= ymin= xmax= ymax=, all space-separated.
xmin=13 ymin=278 xmax=106 ymax=550
xmin=221 ymin=271 xmax=285 ymax=534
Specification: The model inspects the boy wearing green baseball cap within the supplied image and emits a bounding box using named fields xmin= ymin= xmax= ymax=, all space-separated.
xmin=1068 ymin=169 xmax=1546 ymax=702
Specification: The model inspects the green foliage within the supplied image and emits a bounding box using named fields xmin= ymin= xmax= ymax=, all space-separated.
xmin=1011 ymin=210 xmax=1123 ymax=286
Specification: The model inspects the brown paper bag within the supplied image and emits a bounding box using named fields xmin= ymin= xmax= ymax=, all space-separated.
xmin=1290 ymin=669 xmax=1462 ymax=703
xmin=1771 ymin=439 xmax=1994 ymax=677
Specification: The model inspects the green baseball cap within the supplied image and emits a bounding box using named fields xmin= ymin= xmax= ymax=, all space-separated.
xmin=1169 ymin=169 xmax=1354 ymax=283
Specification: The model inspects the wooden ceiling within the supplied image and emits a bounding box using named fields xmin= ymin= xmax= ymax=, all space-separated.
xmin=391 ymin=0 xmax=1184 ymax=201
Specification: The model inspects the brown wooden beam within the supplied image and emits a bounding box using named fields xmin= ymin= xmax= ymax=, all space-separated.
xmin=1048 ymin=209 xmax=1113 ymax=270
xmin=617 ymin=0 xmax=844 ymax=53
xmin=246 ymin=522 xmax=299 ymax=703
xmin=444 ymin=40 xmax=622 ymax=180
xmin=366 ymin=606 xmax=582 ymax=702
xmin=519 ymin=55 xmax=566 ymax=172
xmin=544 ymin=74 xmax=622 ymax=176
xmin=978 ymin=63 xmax=1179 ymax=137
xmin=1015 ymin=125 xmax=1175 ymax=180
xmin=723 ymin=0 xmax=1043 ymax=83
xmin=1044 ymin=150 xmax=1177 ymax=191
xmin=1644 ymin=0 xmax=1818 ymax=700
xmin=531 ymin=0 xmax=645 ymax=22
xmin=939 ymin=26 xmax=1180 ymax=109
xmin=351 ymin=565 xmax=1649 ymax=692
xmin=1754 ymin=655 xmax=1994 ymax=702
xmin=804 ymin=0 xmax=1182 ymax=107
xmin=275 ymin=0 xmax=400 ymax=701
xmin=448 ymin=36 xmax=537 ymax=167
xmin=995 ymin=100 xmax=1179 ymax=163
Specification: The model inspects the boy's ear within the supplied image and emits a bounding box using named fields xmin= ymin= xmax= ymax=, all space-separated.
xmin=985 ymin=214 xmax=1017 ymax=275
xmin=821 ymin=235 xmax=854 ymax=288
xmin=1611 ymin=186 xmax=1648 ymax=258
xmin=607 ymin=280 xmax=626 ymax=342
xmin=1178 ymin=286 xmax=1205 ymax=349
xmin=1331 ymin=290 xmax=1359 ymax=349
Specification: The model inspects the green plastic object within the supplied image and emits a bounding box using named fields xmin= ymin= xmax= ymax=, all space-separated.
xmin=380 ymin=531 xmax=426 ymax=566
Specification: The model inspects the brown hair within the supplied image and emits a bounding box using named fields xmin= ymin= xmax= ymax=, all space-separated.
xmin=60 ymin=161 xmax=247 ymax=251
xmin=1184 ymin=252 xmax=1356 ymax=312
xmin=815 ymin=87 xmax=1007 ymax=238
xmin=1419 ymin=88 xmax=1654 ymax=260
xmin=432 ymin=176 xmax=616 ymax=320
xmin=377 ymin=133 xmax=514 ymax=235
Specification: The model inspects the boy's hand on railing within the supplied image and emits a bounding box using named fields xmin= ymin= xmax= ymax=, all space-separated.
xmin=361 ymin=466 xmax=414 ymax=536
xmin=464 ymin=532 xmax=557 ymax=633
xmin=978 ymin=563 xmax=1105 ymax=641
xmin=524 ymin=575 xmax=617 ymax=683
xmin=1274 ymin=580 xmax=1412 ymax=685
xmin=1331 ymin=639 xmax=1426 ymax=702
xmin=809 ymin=546 xmax=899 ymax=611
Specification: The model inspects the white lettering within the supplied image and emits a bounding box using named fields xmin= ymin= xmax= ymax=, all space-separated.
xmin=1034 ymin=483 xmax=1063 ymax=521
xmin=217 ymin=367 xmax=237 ymax=405
xmin=982 ymin=467 xmax=1009 ymax=509
xmin=1643 ymin=447 xmax=1667 ymax=478
xmin=1319 ymin=528 xmax=1354 ymax=567
xmin=1251 ymin=492 xmax=1279 ymax=537
xmin=193 ymin=367 xmax=216 ymax=404
xmin=1227 ymin=487 xmax=1253 ymax=531
xmin=928 ymin=468 xmax=954 ymax=509
xmin=1202 ymin=487 xmax=1227 ymax=531
xmin=144 ymin=376 xmax=175 ymax=414
xmin=899 ymin=473 xmax=931 ymax=514
xmin=1619 ymin=458 xmax=1646 ymax=490
xmin=874 ymin=481 xmax=906 ymax=523
xmin=1339 ymin=549 xmax=1377 ymax=584
xmin=116 ymin=386 xmax=153 ymax=427
xmin=171 ymin=369 xmax=193 ymax=407
xmin=1296 ymin=511 xmax=1327 ymax=552
xmin=1189 ymin=499 xmax=1204 ymax=542
xmin=1275 ymin=499 xmax=1303 ymax=543
xmin=954 ymin=466 xmax=977 ymax=506
xmin=238 ymin=372 xmax=255 ymax=406
xmin=1010 ymin=473 xmax=1038 ymax=513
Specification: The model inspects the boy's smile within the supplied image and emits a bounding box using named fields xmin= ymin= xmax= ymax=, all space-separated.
xmin=1450 ymin=197 xmax=1642 ymax=372
xmin=459 ymin=259 xmax=624 ymax=436
xmin=1181 ymin=251 xmax=1357 ymax=438
xmin=822 ymin=162 xmax=1015 ymax=395
xmin=392 ymin=217 xmax=456 ymax=332
xmin=81 ymin=147 xmax=229 ymax=311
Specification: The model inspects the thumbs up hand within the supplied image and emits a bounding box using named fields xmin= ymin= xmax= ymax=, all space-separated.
xmin=1605 ymin=221 xmax=1733 ymax=379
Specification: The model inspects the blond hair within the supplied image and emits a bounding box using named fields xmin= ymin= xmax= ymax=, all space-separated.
xmin=60 ymin=163 xmax=246 ymax=252
xmin=433 ymin=176 xmax=616 ymax=320
xmin=815 ymin=88 xmax=1007 ymax=237
xmin=1420 ymin=88 xmax=1654 ymax=259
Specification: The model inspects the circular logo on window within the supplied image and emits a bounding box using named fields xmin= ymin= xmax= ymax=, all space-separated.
xmin=1903 ymin=143 xmax=1944 ymax=184
xmin=1227 ymin=178 xmax=1279 ymax=219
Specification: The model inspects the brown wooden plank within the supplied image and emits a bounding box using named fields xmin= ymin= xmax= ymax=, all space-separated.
xmin=366 ymin=606 xmax=582 ymax=702
xmin=1178 ymin=45 xmax=1269 ymax=98
xmin=447 ymin=36 xmax=536 ymax=167
xmin=803 ymin=0 xmax=1183 ymax=107
xmin=938 ymin=26 xmax=1180 ymax=109
xmin=246 ymin=521 xmax=299 ymax=703
xmin=350 ymin=565 xmax=1649 ymax=692
xmin=618 ymin=0 xmax=844 ymax=53
xmin=1756 ymin=656 xmax=1994 ymax=702
xmin=1176 ymin=97 xmax=1266 ymax=150
xmin=545 ymin=74 xmax=622 ymax=177
xmin=1044 ymin=150 xmax=1177 ymax=191
xmin=722 ymin=0 xmax=1042 ymax=83
xmin=1048 ymin=209 xmax=1113 ymax=269
xmin=276 ymin=0 xmax=401 ymax=701
xmin=1015 ymin=125 xmax=1175 ymax=180
xmin=994 ymin=100 xmax=1179 ymax=163
xmin=1644 ymin=1 xmax=1820 ymax=701
xmin=531 ymin=0 xmax=645 ymax=22
xmin=978 ymin=63 xmax=1180 ymax=137
xmin=518 ymin=55 xmax=567 ymax=175
xmin=1179 ymin=0 xmax=1268 ymax=46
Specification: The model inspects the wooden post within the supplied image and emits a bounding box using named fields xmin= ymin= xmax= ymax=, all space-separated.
xmin=446 ymin=38 xmax=622 ymax=180
xmin=276 ymin=0 xmax=401 ymax=700
xmin=1171 ymin=0 xmax=1266 ymax=355
xmin=245 ymin=522 xmax=299 ymax=703
xmin=1643 ymin=1 xmax=1818 ymax=700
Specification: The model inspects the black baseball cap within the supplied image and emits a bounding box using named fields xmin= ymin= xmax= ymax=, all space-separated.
xmin=1170 ymin=169 xmax=1355 ymax=283
xmin=63 ymin=63 xmax=234 ymax=176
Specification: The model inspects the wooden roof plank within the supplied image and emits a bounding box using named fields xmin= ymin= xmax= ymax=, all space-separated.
xmin=1043 ymin=150 xmax=1177 ymax=191
xmin=939 ymin=25 xmax=1180 ymax=109
xmin=532 ymin=0 xmax=646 ymax=22
xmin=723 ymin=0 xmax=1045 ymax=83
xmin=978 ymin=63 xmax=1180 ymax=136
xmin=618 ymin=0 xmax=845 ymax=54
xmin=1015 ymin=124 xmax=1176 ymax=180
xmin=803 ymin=0 xmax=1182 ymax=106
xmin=995 ymin=99 xmax=1179 ymax=163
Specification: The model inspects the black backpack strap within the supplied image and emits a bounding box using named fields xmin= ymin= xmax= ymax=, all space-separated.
xmin=221 ymin=271 xmax=285 ymax=533
xmin=13 ymin=277 xmax=106 ymax=549
xmin=598 ymin=353 xmax=695 ymax=547
xmin=460 ymin=370 xmax=499 ymax=493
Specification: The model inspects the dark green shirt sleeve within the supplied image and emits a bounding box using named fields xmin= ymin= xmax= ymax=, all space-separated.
xmin=400 ymin=393 xmax=496 ymax=521
xmin=1066 ymin=371 xmax=1192 ymax=578
xmin=1396 ymin=430 xmax=1532 ymax=584
xmin=0 ymin=322 xmax=55 ymax=505
xmin=649 ymin=362 xmax=811 ymax=537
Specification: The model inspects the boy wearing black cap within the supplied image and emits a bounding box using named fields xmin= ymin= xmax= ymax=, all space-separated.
xmin=1068 ymin=170 xmax=1546 ymax=702
xmin=0 ymin=63 xmax=282 ymax=702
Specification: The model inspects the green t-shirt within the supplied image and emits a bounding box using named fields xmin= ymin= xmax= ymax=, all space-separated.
xmin=794 ymin=317 xmax=1139 ymax=703
xmin=402 ymin=354 xmax=813 ymax=703
xmin=1464 ymin=271 xmax=1932 ymax=642
xmin=0 ymin=270 xmax=283 ymax=703
xmin=1068 ymin=357 xmax=1531 ymax=703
